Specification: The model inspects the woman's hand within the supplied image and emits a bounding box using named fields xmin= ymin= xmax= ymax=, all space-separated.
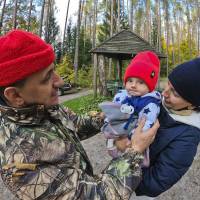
xmin=115 ymin=118 xmax=159 ymax=153
xmin=131 ymin=118 xmax=160 ymax=153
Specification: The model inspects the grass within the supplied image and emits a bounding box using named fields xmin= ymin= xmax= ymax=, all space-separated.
xmin=62 ymin=94 xmax=112 ymax=114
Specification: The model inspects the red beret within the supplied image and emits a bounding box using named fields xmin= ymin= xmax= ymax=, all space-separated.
xmin=0 ymin=29 xmax=55 ymax=86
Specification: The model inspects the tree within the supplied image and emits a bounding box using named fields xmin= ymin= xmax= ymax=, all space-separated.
xmin=0 ymin=0 xmax=6 ymax=34
xmin=39 ymin=0 xmax=45 ymax=37
xmin=144 ymin=0 xmax=151 ymax=42
xmin=74 ymin=0 xmax=82 ymax=85
xmin=117 ymin=0 xmax=120 ymax=32
xmin=13 ymin=0 xmax=18 ymax=28
xmin=129 ymin=0 xmax=133 ymax=30
xmin=27 ymin=0 xmax=33 ymax=31
xmin=43 ymin=0 xmax=59 ymax=44
xmin=62 ymin=0 xmax=70 ymax=55
xmin=92 ymin=0 xmax=97 ymax=96
xmin=163 ymin=1 xmax=170 ymax=76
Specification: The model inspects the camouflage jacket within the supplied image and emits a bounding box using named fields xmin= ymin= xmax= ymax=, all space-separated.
xmin=0 ymin=104 xmax=143 ymax=200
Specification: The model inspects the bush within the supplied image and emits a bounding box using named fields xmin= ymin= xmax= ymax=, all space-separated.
xmin=55 ymin=55 xmax=74 ymax=83
xmin=77 ymin=67 xmax=93 ymax=88
xmin=56 ymin=55 xmax=93 ymax=88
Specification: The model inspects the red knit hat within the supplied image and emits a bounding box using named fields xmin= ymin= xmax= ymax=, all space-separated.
xmin=124 ymin=51 xmax=160 ymax=92
xmin=0 ymin=29 xmax=55 ymax=86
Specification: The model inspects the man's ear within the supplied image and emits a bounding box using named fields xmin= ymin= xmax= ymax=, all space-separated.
xmin=4 ymin=87 xmax=25 ymax=107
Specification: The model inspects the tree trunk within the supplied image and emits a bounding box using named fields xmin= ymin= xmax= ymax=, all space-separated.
xmin=44 ymin=0 xmax=51 ymax=43
xmin=122 ymin=0 xmax=124 ymax=21
xmin=98 ymin=55 xmax=107 ymax=96
xmin=129 ymin=0 xmax=133 ymax=30
xmin=92 ymin=0 xmax=97 ymax=96
xmin=145 ymin=0 xmax=151 ymax=42
xmin=13 ymin=0 xmax=18 ymax=29
xmin=62 ymin=0 xmax=70 ymax=55
xmin=156 ymin=0 xmax=161 ymax=52
xmin=108 ymin=0 xmax=114 ymax=78
xmin=171 ymin=24 xmax=175 ymax=66
xmin=117 ymin=0 xmax=120 ymax=32
xmin=186 ymin=0 xmax=192 ymax=59
xmin=93 ymin=54 xmax=98 ymax=97
xmin=27 ymin=0 xmax=33 ymax=31
xmin=0 ymin=0 xmax=6 ymax=34
xmin=74 ymin=0 xmax=82 ymax=85
xmin=39 ymin=0 xmax=45 ymax=37
xmin=164 ymin=1 xmax=169 ymax=76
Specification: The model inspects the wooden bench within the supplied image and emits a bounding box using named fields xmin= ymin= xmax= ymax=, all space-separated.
xmin=106 ymin=80 xmax=124 ymax=96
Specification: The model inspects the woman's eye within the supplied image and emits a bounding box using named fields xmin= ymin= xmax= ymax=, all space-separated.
xmin=173 ymin=91 xmax=180 ymax=98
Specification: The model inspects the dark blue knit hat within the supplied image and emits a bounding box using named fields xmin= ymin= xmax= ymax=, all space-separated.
xmin=168 ymin=57 xmax=200 ymax=107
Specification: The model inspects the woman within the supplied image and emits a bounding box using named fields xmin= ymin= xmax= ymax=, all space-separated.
xmin=117 ymin=57 xmax=200 ymax=197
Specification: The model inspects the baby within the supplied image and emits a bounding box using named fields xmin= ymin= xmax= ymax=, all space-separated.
xmin=100 ymin=51 xmax=161 ymax=167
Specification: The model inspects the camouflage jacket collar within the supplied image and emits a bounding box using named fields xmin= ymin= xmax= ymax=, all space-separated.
xmin=0 ymin=104 xmax=60 ymax=125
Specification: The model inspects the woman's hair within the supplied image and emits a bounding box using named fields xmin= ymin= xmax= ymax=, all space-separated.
xmin=194 ymin=107 xmax=200 ymax=112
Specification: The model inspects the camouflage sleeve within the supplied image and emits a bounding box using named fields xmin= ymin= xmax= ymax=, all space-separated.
xmin=1 ymin=149 xmax=143 ymax=200
xmin=61 ymin=106 xmax=104 ymax=140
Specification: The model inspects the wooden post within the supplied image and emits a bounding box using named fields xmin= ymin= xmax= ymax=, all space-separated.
xmin=116 ymin=59 xmax=122 ymax=81
xmin=119 ymin=59 xmax=122 ymax=81
xmin=93 ymin=53 xmax=98 ymax=98
xmin=98 ymin=55 xmax=107 ymax=96
xmin=116 ymin=59 xmax=120 ymax=80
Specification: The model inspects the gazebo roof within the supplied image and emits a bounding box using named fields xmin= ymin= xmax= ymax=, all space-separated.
xmin=90 ymin=29 xmax=166 ymax=59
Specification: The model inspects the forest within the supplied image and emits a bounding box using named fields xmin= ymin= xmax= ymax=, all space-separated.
xmin=0 ymin=0 xmax=199 ymax=88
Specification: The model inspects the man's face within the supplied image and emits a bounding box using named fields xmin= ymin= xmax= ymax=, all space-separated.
xmin=125 ymin=77 xmax=149 ymax=96
xmin=162 ymin=81 xmax=192 ymax=110
xmin=17 ymin=63 xmax=64 ymax=107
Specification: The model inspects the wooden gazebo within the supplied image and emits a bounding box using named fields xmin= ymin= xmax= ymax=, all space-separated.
xmin=90 ymin=29 xmax=166 ymax=96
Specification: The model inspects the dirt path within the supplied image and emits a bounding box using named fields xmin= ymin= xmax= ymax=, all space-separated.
xmin=59 ymin=89 xmax=93 ymax=104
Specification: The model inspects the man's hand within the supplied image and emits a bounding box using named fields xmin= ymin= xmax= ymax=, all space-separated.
xmin=115 ymin=136 xmax=130 ymax=152
xmin=131 ymin=118 xmax=160 ymax=153
xmin=88 ymin=111 xmax=105 ymax=120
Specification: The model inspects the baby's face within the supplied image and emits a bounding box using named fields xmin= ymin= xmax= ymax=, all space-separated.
xmin=125 ymin=77 xmax=149 ymax=96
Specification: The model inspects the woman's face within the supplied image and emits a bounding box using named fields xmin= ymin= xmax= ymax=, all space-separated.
xmin=162 ymin=81 xmax=193 ymax=110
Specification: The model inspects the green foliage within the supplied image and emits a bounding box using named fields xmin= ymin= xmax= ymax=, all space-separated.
xmin=63 ymin=18 xmax=76 ymax=60
xmin=55 ymin=55 xmax=74 ymax=82
xmin=79 ymin=28 xmax=92 ymax=67
xmin=44 ymin=14 xmax=59 ymax=44
xmin=77 ymin=66 xmax=93 ymax=87
xmin=56 ymin=55 xmax=93 ymax=87
xmin=134 ymin=5 xmax=145 ymax=35
xmin=63 ymin=94 xmax=112 ymax=114
xmin=160 ymin=35 xmax=198 ymax=77
xmin=63 ymin=20 xmax=92 ymax=73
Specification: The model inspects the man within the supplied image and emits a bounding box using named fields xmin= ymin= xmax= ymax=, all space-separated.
xmin=0 ymin=30 xmax=158 ymax=200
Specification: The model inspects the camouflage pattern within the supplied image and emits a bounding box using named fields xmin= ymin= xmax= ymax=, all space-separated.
xmin=0 ymin=104 xmax=144 ymax=200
